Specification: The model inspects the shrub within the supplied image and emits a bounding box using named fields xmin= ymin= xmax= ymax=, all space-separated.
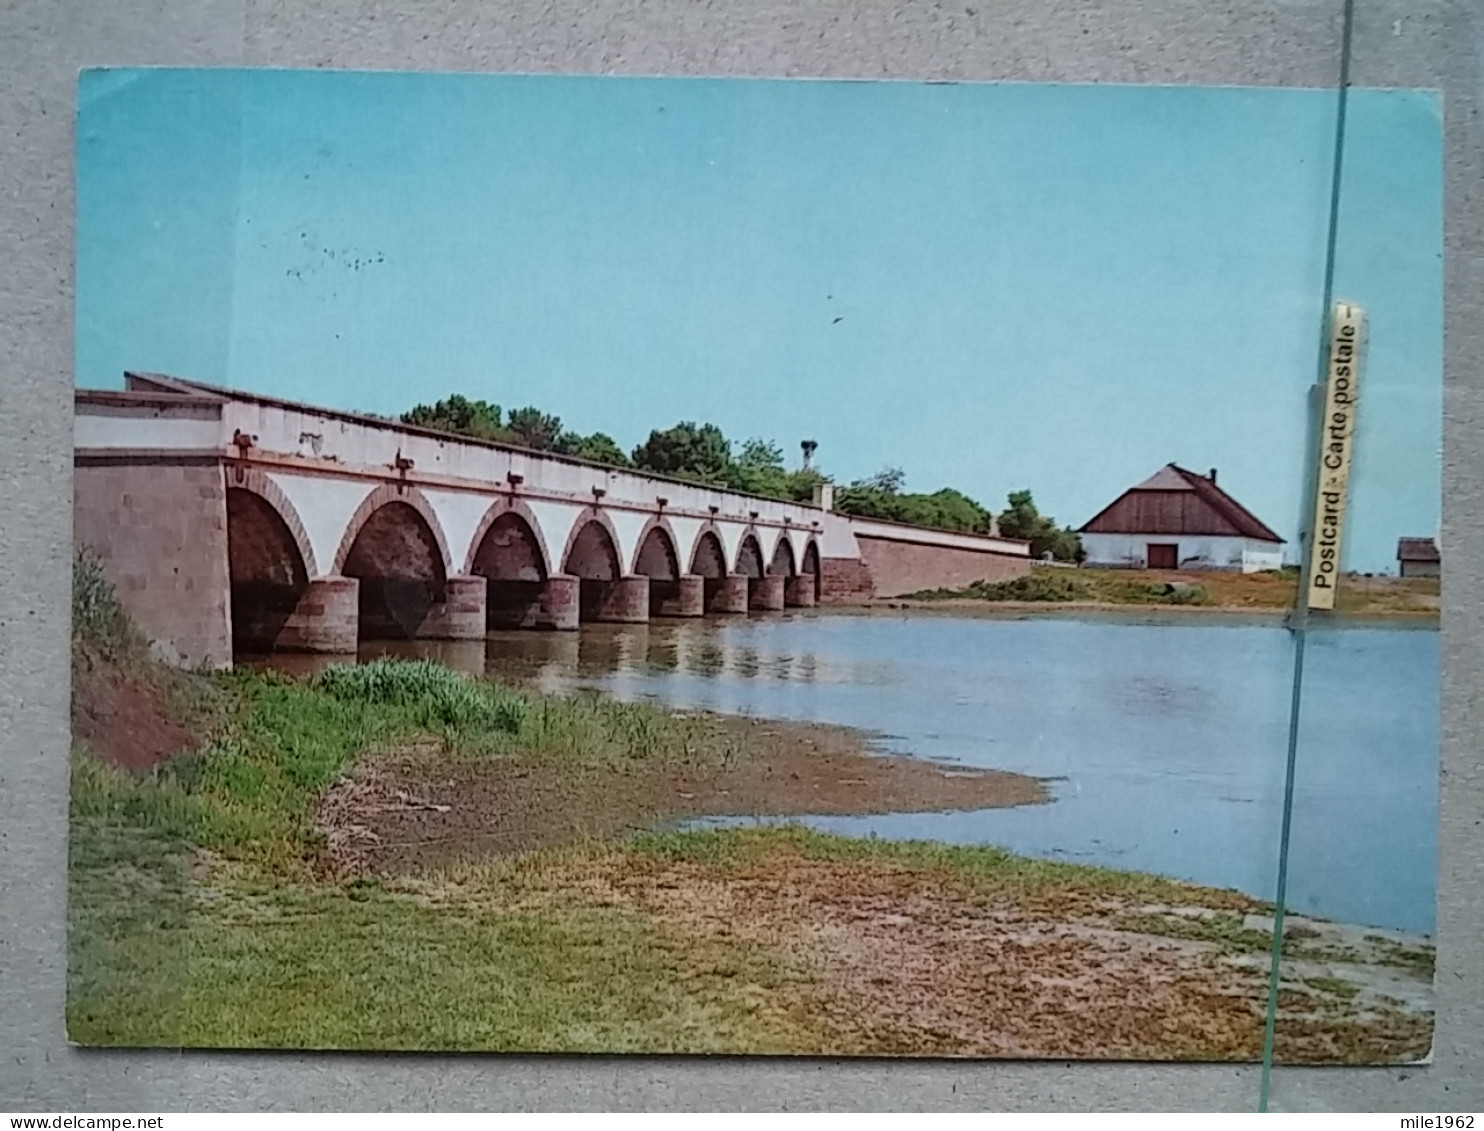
xmin=314 ymin=658 xmax=527 ymax=734
xmin=72 ymin=549 xmax=142 ymax=659
xmin=963 ymin=571 xmax=1095 ymax=602
xmin=1095 ymin=578 xmax=1212 ymax=606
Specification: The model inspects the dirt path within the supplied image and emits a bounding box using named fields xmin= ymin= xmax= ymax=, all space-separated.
xmin=316 ymin=716 xmax=1046 ymax=877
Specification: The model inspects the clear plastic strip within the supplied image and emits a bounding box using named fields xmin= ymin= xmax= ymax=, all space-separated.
xmin=1258 ymin=0 xmax=1356 ymax=1110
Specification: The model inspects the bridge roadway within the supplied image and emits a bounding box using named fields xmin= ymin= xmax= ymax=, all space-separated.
xmin=74 ymin=374 xmax=1030 ymax=668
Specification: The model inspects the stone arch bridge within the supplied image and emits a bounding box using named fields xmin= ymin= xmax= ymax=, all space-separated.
xmin=75 ymin=375 xmax=1031 ymax=667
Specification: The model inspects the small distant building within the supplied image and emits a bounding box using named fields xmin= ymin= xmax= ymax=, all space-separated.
xmin=1396 ymin=537 xmax=1441 ymax=578
xmin=1078 ymin=463 xmax=1286 ymax=573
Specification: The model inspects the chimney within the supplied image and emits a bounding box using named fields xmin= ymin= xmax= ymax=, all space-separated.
xmin=1208 ymin=468 xmax=1218 ymax=485
xmin=801 ymin=439 xmax=818 ymax=471
xmin=811 ymin=482 xmax=835 ymax=512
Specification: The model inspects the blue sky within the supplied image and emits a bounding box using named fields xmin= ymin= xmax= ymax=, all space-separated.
xmin=76 ymin=70 xmax=1442 ymax=573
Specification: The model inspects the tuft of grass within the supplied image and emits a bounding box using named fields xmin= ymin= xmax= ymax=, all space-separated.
xmin=72 ymin=549 xmax=145 ymax=661
xmin=513 ymin=691 xmax=740 ymax=770
xmin=314 ymin=658 xmax=528 ymax=734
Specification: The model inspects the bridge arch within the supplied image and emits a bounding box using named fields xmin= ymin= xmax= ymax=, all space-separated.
xmin=225 ymin=469 xmax=316 ymax=652
xmin=466 ymin=498 xmax=551 ymax=629
xmin=334 ymin=484 xmax=451 ymax=639
xmin=333 ymin=484 xmax=452 ymax=577
xmin=735 ymin=531 xmax=766 ymax=578
xmin=768 ymin=535 xmax=798 ymax=577
xmin=632 ymin=516 xmax=684 ymax=617
xmin=689 ymin=524 xmax=728 ymax=578
xmin=799 ymin=537 xmax=822 ymax=604
xmin=632 ymin=517 xmax=681 ymax=579
xmin=562 ymin=509 xmax=625 ymax=622
xmin=801 ymin=538 xmax=821 ymax=578
xmin=463 ymin=497 xmax=552 ymax=578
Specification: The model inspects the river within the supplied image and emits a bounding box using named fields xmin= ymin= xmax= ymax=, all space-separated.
xmin=257 ymin=609 xmax=1440 ymax=934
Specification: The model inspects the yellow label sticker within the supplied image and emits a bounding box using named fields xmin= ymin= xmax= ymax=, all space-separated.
xmin=1306 ymin=302 xmax=1364 ymax=610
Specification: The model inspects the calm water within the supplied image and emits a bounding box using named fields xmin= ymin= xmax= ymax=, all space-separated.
xmin=265 ymin=611 xmax=1440 ymax=933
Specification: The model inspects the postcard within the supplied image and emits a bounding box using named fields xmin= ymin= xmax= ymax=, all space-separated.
xmin=70 ymin=69 xmax=1440 ymax=1060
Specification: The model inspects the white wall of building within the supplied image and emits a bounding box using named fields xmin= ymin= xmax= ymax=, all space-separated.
xmin=1081 ymin=532 xmax=1284 ymax=573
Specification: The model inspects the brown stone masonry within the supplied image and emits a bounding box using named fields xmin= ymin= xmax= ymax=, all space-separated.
xmin=275 ymin=576 xmax=359 ymax=654
xmin=819 ymin=557 xmax=875 ymax=605
xmin=540 ymin=575 xmax=581 ymax=631
xmin=418 ymin=575 xmax=488 ymax=640
xmin=748 ymin=575 xmax=786 ymax=611
xmin=594 ymin=575 xmax=650 ymax=623
xmin=654 ymin=574 xmax=705 ymax=617
xmin=709 ymin=574 xmax=750 ymax=614
xmin=74 ymin=457 xmax=233 ymax=668
xmin=855 ymin=535 xmax=1029 ymax=598
xmin=784 ymin=573 xmax=818 ymax=608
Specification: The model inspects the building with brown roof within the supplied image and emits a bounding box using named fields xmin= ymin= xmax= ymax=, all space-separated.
xmin=1396 ymin=537 xmax=1441 ymax=579
xmin=1078 ymin=464 xmax=1286 ymax=573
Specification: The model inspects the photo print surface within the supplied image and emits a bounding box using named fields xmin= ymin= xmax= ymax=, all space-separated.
xmin=70 ymin=68 xmax=1440 ymax=1060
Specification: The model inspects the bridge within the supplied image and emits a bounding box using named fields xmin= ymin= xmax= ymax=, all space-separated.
xmin=74 ymin=374 xmax=1031 ymax=668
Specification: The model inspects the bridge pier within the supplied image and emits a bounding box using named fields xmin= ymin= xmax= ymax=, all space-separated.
xmin=749 ymin=575 xmax=786 ymax=612
xmin=273 ymin=576 xmax=360 ymax=653
xmin=784 ymin=574 xmax=818 ymax=608
xmin=417 ymin=575 xmax=487 ymax=640
xmin=539 ymin=574 xmax=581 ymax=631
xmin=593 ymin=574 xmax=650 ymax=624
xmin=653 ymin=574 xmax=705 ymax=618
xmin=708 ymin=574 xmax=750 ymax=614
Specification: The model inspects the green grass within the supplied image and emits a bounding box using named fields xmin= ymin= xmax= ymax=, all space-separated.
xmin=1305 ymin=975 xmax=1361 ymax=1000
xmin=68 ymin=822 xmax=820 ymax=1050
xmin=73 ymin=656 xmax=745 ymax=875
xmin=629 ymin=825 xmax=1265 ymax=911
xmin=69 ymin=633 xmax=762 ymax=1047
xmin=902 ymin=568 xmax=1211 ymax=606
xmin=173 ymin=872 xmax=811 ymax=1052
xmin=1112 ymin=910 xmax=1273 ymax=954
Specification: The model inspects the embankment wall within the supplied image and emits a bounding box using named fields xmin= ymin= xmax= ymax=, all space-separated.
xmin=73 ymin=456 xmax=233 ymax=668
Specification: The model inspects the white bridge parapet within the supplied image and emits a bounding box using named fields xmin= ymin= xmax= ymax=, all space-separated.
xmin=108 ymin=373 xmax=852 ymax=581
xmin=73 ymin=374 xmax=1033 ymax=664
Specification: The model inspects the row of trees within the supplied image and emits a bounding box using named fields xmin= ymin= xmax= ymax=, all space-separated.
xmin=400 ymin=395 xmax=1083 ymax=561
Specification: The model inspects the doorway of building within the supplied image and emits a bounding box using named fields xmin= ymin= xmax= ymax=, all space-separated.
xmin=1147 ymin=543 xmax=1178 ymax=570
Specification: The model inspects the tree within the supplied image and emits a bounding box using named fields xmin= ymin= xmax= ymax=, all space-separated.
xmin=835 ymin=478 xmax=991 ymax=534
xmin=401 ymin=395 xmax=506 ymax=441
xmin=559 ymin=431 xmax=631 ymax=468
xmin=504 ymin=406 xmax=565 ymax=452
xmin=854 ymin=466 xmax=906 ymax=495
xmin=996 ymin=489 xmax=1084 ymax=562
xmin=724 ymin=437 xmax=789 ymax=498
xmin=631 ymin=422 xmax=732 ymax=482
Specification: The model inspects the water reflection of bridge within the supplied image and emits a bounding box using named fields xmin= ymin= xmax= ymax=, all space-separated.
xmin=242 ymin=618 xmax=826 ymax=688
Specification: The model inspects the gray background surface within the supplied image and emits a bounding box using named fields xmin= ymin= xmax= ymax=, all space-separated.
xmin=1 ymin=0 xmax=1479 ymax=1112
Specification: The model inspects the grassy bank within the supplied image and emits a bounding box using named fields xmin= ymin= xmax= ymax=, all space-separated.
xmin=67 ymin=560 xmax=1434 ymax=1060
xmin=899 ymin=566 xmax=1441 ymax=618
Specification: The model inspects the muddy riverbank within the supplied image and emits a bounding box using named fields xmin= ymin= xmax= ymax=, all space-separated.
xmin=316 ymin=714 xmax=1047 ymax=877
